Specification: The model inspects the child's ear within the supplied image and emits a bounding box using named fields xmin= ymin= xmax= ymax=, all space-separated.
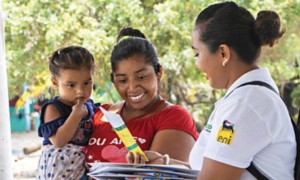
xmin=51 ymin=76 xmax=58 ymax=87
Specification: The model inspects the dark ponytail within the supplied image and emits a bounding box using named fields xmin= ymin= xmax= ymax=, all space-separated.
xmin=110 ymin=27 xmax=160 ymax=78
xmin=255 ymin=10 xmax=285 ymax=47
xmin=117 ymin=27 xmax=146 ymax=43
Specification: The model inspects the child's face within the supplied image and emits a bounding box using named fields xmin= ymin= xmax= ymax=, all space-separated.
xmin=112 ymin=54 xmax=161 ymax=111
xmin=52 ymin=67 xmax=93 ymax=106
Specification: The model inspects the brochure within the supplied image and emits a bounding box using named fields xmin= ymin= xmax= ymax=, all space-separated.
xmin=87 ymin=162 xmax=199 ymax=180
xmin=100 ymin=107 xmax=148 ymax=161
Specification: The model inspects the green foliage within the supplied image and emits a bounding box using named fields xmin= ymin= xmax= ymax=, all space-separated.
xmin=2 ymin=0 xmax=300 ymax=127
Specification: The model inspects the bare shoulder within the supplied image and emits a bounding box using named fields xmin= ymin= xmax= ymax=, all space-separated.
xmin=44 ymin=103 xmax=61 ymax=123
xmin=107 ymin=101 xmax=124 ymax=113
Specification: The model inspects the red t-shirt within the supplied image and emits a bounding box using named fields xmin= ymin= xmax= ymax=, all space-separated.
xmin=85 ymin=103 xmax=198 ymax=163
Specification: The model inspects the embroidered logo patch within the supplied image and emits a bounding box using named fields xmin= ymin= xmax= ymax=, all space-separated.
xmin=216 ymin=120 xmax=235 ymax=145
xmin=204 ymin=123 xmax=212 ymax=133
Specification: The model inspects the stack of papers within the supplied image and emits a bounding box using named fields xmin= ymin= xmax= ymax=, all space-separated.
xmin=87 ymin=162 xmax=199 ymax=180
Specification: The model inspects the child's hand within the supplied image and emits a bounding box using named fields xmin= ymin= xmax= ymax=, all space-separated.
xmin=72 ymin=98 xmax=88 ymax=118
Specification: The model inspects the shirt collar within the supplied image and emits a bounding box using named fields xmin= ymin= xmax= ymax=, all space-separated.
xmin=224 ymin=67 xmax=279 ymax=97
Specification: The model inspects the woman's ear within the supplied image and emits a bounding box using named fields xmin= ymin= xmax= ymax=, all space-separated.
xmin=110 ymin=73 xmax=114 ymax=82
xmin=219 ymin=44 xmax=231 ymax=67
xmin=157 ymin=64 xmax=163 ymax=79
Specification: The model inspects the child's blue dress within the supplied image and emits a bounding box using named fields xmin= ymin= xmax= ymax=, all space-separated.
xmin=36 ymin=96 xmax=98 ymax=180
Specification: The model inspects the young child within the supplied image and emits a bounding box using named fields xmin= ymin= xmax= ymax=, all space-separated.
xmin=37 ymin=46 xmax=99 ymax=179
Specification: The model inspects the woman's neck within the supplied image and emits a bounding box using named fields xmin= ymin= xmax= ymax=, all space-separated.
xmin=226 ymin=62 xmax=258 ymax=89
xmin=121 ymin=95 xmax=163 ymax=121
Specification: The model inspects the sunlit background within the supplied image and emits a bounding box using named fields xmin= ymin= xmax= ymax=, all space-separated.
xmin=1 ymin=0 xmax=299 ymax=179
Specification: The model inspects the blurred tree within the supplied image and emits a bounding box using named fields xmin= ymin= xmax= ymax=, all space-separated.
xmin=2 ymin=0 xmax=300 ymax=127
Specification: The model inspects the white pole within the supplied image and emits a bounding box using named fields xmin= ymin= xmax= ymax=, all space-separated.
xmin=0 ymin=1 xmax=14 ymax=179
xmin=24 ymin=82 xmax=31 ymax=131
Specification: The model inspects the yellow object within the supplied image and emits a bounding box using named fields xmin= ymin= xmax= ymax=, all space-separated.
xmin=114 ymin=124 xmax=149 ymax=161
xmin=15 ymin=91 xmax=30 ymax=109
xmin=100 ymin=107 xmax=149 ymax=161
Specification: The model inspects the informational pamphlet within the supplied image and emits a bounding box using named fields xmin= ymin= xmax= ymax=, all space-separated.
xmin=88 ymin=162 xmax=199 ymax=180
xmin=100 ymin=107 xmax=149 ymax=161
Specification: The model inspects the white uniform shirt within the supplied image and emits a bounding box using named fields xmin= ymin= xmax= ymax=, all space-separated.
xmin=189 ymin=68 xmax=296 ymax=180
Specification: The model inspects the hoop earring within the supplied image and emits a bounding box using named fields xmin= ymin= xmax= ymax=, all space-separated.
xmin=222 ymin=59 xmax=228 ymax=67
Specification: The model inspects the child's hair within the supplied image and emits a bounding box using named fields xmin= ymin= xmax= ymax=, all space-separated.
xmin=110 ymin=27 xmax=160 ymax=79
xmin=194 ymin=1 xmax=284 ymax=64
xmin=49 ymin=46 xmax=95 ymax=76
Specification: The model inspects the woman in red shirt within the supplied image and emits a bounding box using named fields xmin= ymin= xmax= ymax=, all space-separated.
xmin=85 ymin=27 xmax=198 ymax=164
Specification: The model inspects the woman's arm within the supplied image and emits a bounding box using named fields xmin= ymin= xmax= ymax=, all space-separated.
xmin=150 ymin=129 xmax=195 ymax=162
xmin=125 ymin=130 xmax=195 ymax=167
xmin=126 ymin=104 xmax=197 ymax=164
xmin=198 ymin=157 xmax=244 ymax=180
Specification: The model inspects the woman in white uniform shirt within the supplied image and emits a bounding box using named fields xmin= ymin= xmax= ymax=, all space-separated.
xmin=126 ymin=2 xmax=296 ymax=180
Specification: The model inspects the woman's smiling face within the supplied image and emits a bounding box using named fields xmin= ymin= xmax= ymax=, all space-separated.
xmin=112 ymin=54 xmax=161 ymax=111
xmin=192 ymin=29 xmax=228 ymax=89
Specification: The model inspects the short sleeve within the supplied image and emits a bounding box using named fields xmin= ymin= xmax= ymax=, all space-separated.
xmin=83 ymin=99 xmax=99 ymax=120
xmin=38 ymin=118 xmax=65 ymax=139
xmin=156 ymin=105 xmax=198 ymax=140
xmin=204 ymin=100 xmax=272 ymax=168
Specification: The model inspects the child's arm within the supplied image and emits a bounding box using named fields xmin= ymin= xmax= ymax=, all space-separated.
xmin=44 ymin=98 xmax=88 ymax=148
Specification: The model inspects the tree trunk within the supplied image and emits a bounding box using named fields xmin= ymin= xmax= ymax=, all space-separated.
xmin=0 ymin=6 xmax=14 ymax=179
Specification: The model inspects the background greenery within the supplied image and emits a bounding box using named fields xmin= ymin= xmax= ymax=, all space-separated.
xmin=3 ymin=0 xmax=300 ymax=128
